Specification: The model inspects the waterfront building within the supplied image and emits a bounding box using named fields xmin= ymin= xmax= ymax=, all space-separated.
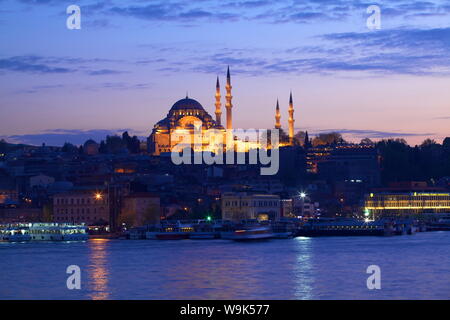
xmin=0 ymin=207 xmax=42 ymax=223
xmin=120 ymin=193 xmax=161 ymax=227
xmin=0 ymin=186 xmax=18 ymax=204
xmin=280 ymin=199 xmax=293 ymax=217
xmin=53 ymin=190 xmax=109 ymax=224
xmin=364 ymin=191 xmax=450 ymax=218
xmin=221 ymin=192 xmax=280 ymax=222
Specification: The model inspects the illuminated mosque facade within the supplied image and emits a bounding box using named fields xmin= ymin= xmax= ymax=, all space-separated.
xmin=147 ymin=67 xmax=296 ymax=155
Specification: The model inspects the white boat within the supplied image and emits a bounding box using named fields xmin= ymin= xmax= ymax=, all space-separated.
xmin=0 ymin=223 xmax=88 ymax=242
xmin=0 ymin=225 xmax=31 ymax=242
xmin=271 ymin=221 xmax=296 ymax=239
xmin=189 ymin=222 xmax=219 ymax=239
xmin=28 ymin=223 xmax=88 ymax=241
xmin=145 ymin=221 xmax=193 ymax=240
xmin=230 ymin=226 xmax=273 ymax=241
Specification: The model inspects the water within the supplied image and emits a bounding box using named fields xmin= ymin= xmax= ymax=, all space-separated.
xmin=1 ymin=232 xmax=450 ymax=300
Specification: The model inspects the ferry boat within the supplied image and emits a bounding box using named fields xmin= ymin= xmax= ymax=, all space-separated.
xmin=129 ymin=226 xmax=147 ymax=240
xmin=0 ymin=223 xmax=88 ymax=241
xmin=29 ymin=223 xmax=88 ymax=241
xmin=189 ymin=221 xmax=220 ymax=239
xmin=145 ymin=221 xmax=193 ymax=240
xmin=296 ymin=218 xmax=394 ymax=237
xmin=230 ymin=226 xmax=274 ymax=241
xmin=271 ymin=220 xmax=296 ymax=239
xmin=426 ymin=215 xmax=450 ymax=231
xmin=218 ymin=221 xmax=239 ymax=240
xmin=0 ymin=224 xmax=31 ymax=242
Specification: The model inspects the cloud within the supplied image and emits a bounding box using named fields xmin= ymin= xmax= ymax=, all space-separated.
xmin=433 ymin=116 xmax=450 ymax=120
xmin=313 ymin=128 xmax=435 ymax=139
xmin=12 ymin=0 xmax=450 ymax=25
xmin=0 ymin=56 xmax=74 ymax=74
xmin=86 ymin=69 xmax=127 ymax=76
xmin=180 ymin=25 xmax=450 ymax=77
xmin=5 ymin=129 xmax=139 ymax=146
xmin=0 ymin=55 xmax=128 ymax=76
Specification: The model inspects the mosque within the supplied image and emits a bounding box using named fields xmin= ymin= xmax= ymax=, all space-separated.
xmin=147 ymin=67 xmax=296 ymax=155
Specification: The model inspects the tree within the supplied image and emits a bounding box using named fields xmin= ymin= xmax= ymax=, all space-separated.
xmin=294 ymin=131 xmax=307 ymax=147
xmin=42 ymin=203 xmax=53 ymax=222
xmin=62 ymin=142 xmax=77 ymax=153
xmin=360 ymin=138 xmax=374 ymax=145
xmin=420 ymin=139 xmax=437 ymax=148
xmin=99 ymin=140 xmax=107 ymax=153
xmin=105 ymin=135 xmax=126 ymax=154
xmin=0 ymin=139 xmax=7 ymax=153
xmin=312 ymin=132 xmax=345 ymax=146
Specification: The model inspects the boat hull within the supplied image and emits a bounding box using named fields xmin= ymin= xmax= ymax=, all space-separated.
xmin=231 ymin=233 xmax=273 ymax=241
xmin=145 ymin=232 xmax=190 ymax=240
xmin=272 ymin=232 xmax=294 ymax=239
xmin=189 ymin=232 xmax=217 ymax=240
xmin=296 ymin=229 xmax=387 ymax=237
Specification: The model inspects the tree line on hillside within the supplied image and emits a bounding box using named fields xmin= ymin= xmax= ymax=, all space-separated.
xmin=61 ymin=131 xmax=141 ymax=154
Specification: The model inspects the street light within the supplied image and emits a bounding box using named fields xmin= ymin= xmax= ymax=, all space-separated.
xmin=300 ymin=192 xmax=306 ymax=199
xmin=94 ymin=193 xmax=103 ymax=200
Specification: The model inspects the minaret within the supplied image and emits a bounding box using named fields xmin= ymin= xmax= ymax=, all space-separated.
xmin=215 ymin=76 xmax=222 ymax=125
xmin=288 ymin=91 xmax=295 ymax=145
xmin=275 ymin=99 xmax=281 ymax=129
xmin=225 ymin=66 xmax=233 ymax=130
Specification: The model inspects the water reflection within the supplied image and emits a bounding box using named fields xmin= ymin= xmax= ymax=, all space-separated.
xmin=293 ymin=237 xmax=314 ymax=299
xmin=88 ymin=239 xmax=110 ymax=300
xmin=160 ymin=242 xmax=262 ymax=299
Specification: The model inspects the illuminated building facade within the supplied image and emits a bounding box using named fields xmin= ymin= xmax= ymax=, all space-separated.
xmin=147 ymin=96 xmax=226 ymax=155
xmin=364 ymin=192 xmax=450 ymax=218
xmin=53 ymin=191 xmax=109 ymax=224
xmin=148 ymin=67 xmax=298 ymax=155
xmin=221 ymin=192 xmax=280 ymax=222
xmin=306 ymin=144 xmax=380 ymax=187
xmin=120 ymin=193 xmax=160 ymax=227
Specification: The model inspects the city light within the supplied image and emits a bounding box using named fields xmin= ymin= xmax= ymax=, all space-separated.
xmin=300 ymin=192 xmax=306 ymax=198
xmin=206 ymin=216 xmax=212 ymax=221
xmin=94 ymin=193 xmax=103 ymax=200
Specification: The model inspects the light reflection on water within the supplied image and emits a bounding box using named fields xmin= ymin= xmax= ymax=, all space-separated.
xmin=88 ymin=239 xmax=110 ymax=300
xmin=1 ymin=232 xmax=450 ymax=300
xmin=293 ymin=237 xmax=313 ymax=300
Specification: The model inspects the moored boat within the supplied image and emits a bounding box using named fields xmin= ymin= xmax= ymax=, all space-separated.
xmin=426 ymin=215 xmax=450 ymax=231
xmin=296 ymin=218 xmax=394 ymax=237
xmin=0 ymin=223 xmax=87 ymax=241
xmin=0 ymin=225 xmax=31 ymax=242
xmin=190 ymin=221 xmax=220 ymax=239
xmin=145 ymin=221 xmax=193 ymax=240
xmin=271 ymin=220 xmax=296 ymax=239
xmin=230 ymin=226 xmax=273 ymax=241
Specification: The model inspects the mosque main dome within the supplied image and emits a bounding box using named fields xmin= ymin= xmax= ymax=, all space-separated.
xmin=169 ymin=97 xmax=205 ymax=112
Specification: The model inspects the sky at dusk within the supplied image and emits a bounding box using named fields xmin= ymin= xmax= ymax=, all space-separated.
xmin=0 ymin=0 xmax=449 ymax=146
